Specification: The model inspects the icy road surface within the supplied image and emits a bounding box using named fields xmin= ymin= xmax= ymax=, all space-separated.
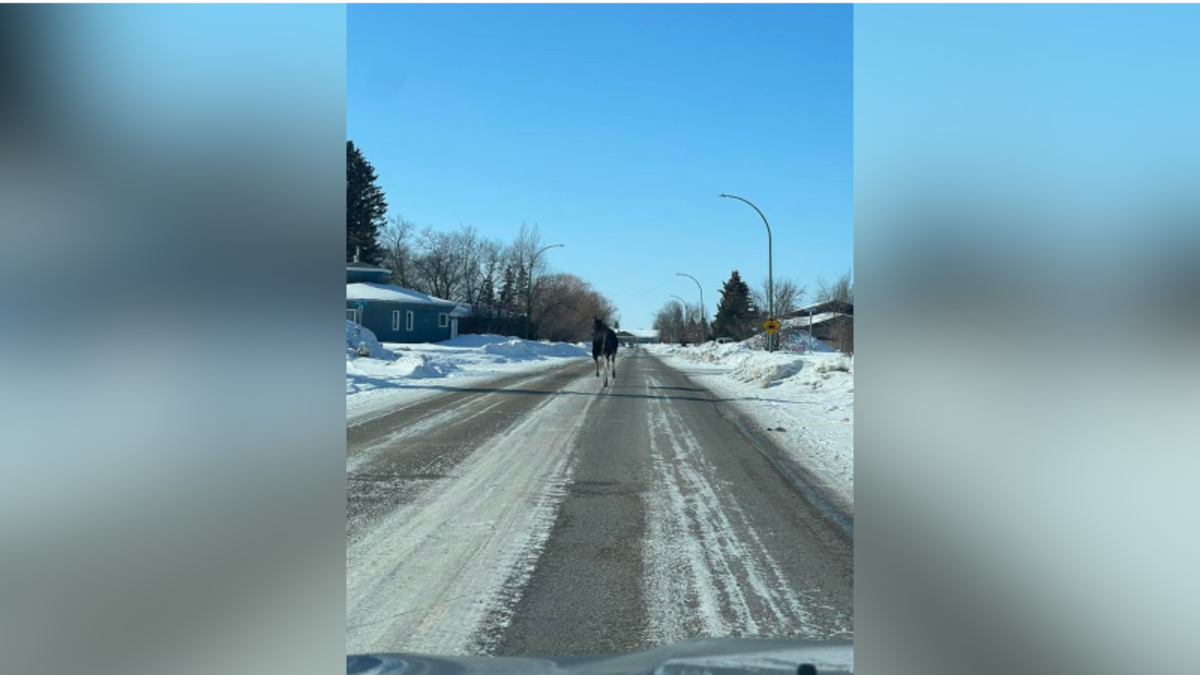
xmin=346 ymin=350 xmax=853 ymax=656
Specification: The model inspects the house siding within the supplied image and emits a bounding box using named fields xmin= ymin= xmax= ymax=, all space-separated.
xmin=349 ymin=301 xmax=454 ymax=343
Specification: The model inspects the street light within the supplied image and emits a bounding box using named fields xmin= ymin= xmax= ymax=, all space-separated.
xmin=526 ymin=243 xmax=564 ymax=340
xmin=670 ymin=294 xmax=688 ymax=344
xmin=676 ymin=272 xmax=706 ymax=344
xmin=719 ymin=193 xmax=775 ymax=352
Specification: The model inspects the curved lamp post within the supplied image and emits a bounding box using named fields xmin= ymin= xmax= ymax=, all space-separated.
xmin=719 ymin=193 xmax=774 ymax=352
xmin=669 ymin=294 xmax=688 ymax=344
xmin=676 ymin=272 xmax=706 ymax=344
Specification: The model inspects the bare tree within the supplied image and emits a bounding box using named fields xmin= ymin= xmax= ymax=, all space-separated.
xmin=652 ymin=299 xmax=688 ymax=344
xmin=377 ymin=216 xmax=605 ymax=338
xmin=379 ymin=216 xmax=417 ymax=289
xmin=451 ymin=225 xmax=486 ymax=309
xmin=473 ymin=238 xmax=506 ymax=323
xmin=412 ymin=227 xmax=464 ymax=299
xmin=753 ymin=277 xmax=806 ymax=318
xmin=814 ymin=269 xmax=853 ymax=304
xmin=657 ymin=301 xmax=707 ymax=345
xmin=532 ymin=273 xmax=617 ymax=342
xmin=509 ymin=222 xmax=547 ymax=312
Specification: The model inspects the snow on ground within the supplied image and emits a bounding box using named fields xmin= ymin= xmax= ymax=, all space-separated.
xmin=742 ymin=323 xmax=837 ymax=353
xmin=346 ymin=320 xmax=392 ymax=360
xmin=346 ymin=369 xmax=600 ymax=655
xmin=647 ymin=342 xmax=854 ymax=512
xmin=346 ymin=330 xmax=587 ymax=421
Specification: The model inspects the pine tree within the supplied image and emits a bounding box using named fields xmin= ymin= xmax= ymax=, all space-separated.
xmin=499 ymin=264 xmax=517 ymax=314
xmin=347 ymin=140 xmax=388 ymax=264
xmin=712 ymin=270 xmax=755 ymax=341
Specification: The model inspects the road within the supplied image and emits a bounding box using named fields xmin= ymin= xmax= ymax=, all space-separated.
xmin=346 ymin=350 xmax=853 ymax=657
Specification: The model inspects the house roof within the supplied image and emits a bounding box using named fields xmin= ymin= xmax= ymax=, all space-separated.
xmin=346 ymin=283 xmax=457 ymax=307
xmin=783 ymin=312 xmax=851 ymax=328
xmin=791 ymin=299 xmax=854 ymax=317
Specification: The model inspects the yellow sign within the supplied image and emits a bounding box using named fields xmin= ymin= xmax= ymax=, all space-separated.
xmin=763 ymin=318 xmax=781 ymax=334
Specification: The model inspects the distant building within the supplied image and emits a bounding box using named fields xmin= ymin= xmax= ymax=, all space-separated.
xmin=791 ymin=299 xmax=854 ymax=318
xmin=616 ymin=328 xmax=660 ymax=346
xmin=786 ymin=301 xmax=854 ymax=354
xmin=346 ymin=256 xmax=458 ymax=343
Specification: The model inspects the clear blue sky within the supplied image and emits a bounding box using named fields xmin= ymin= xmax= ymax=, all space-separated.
xmin=348 ymin=4 xmax=852 ymax=329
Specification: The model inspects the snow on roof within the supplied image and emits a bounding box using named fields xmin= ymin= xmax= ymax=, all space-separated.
xmin=784 ymin=312 xmax=850 ymax=327
xmin=624 ymin=328 xmax=659 ymax=338
xmin=793 ymin=299 xmax=853 ymax=315
xmin=346 ymin=283 xmax=457 ymax=307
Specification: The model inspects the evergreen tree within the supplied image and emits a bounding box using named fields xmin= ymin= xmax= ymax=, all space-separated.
xmin=498 ymin=264 xmax=517 ymax=313
xmin=712 ymin=270 xmax=755 ymax=341
xmin=347 ymin=140 xmax=388 ymax=264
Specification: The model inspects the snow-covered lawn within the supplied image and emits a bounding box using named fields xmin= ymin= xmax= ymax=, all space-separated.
xmin=647 ymin=342 xmax=854 ymax=513
xmin=347 ymin=322 xmax=587 ymax=421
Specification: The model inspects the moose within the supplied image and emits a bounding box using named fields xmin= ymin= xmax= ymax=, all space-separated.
xmin=592 ymin=318 xmax=619 ymax=388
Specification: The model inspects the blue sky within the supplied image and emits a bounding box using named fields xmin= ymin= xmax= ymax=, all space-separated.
xmin=348 ymin=4 xmax=852 ymax=329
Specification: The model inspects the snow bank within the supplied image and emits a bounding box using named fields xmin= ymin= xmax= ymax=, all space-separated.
xmin=388 ymin=353 xmax=462 ymax=379
xmin=347 ymin=331 xmax=587 ymax=420
xmin=655 ymin=342 xmax=838 ymax=389
xmin=346 ymin=320 xmax=392 ymax=360
xmin=437 ymin=334 xmax=588 ymax=360
xmin=743 ymin=327 xmax=836 ymax=353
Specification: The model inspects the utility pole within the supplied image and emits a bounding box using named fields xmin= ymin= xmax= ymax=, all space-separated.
xmin=719 ymin=194 xmax=774 ymax=352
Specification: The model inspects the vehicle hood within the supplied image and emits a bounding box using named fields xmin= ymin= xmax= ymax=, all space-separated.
xmin=347 ymin=638 xmax=852 ymax=674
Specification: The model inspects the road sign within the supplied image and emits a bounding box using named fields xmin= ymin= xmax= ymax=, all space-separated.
xmin=763 ymin=318 xmax=781 ymax=334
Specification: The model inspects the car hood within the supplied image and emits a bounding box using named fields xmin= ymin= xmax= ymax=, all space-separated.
xmin=347 ymin=638 xmax=852 ymax=674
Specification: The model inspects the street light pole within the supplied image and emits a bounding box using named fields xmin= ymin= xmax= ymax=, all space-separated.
xmin=526 ymin=243 xmax=564 ymax=340
xmin=676 ymin=272 xmax=706 ymax=344
xmin=670 ymin=294 xmax=688 ymax=345
xmin=719 ymin=193 xmax=774 ymax=352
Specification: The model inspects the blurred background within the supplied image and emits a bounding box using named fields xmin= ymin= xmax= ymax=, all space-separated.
xmin=0 ymin=5 xmax=346 ymax=675
xmin=855 ymin=4 xmax=1200 ymax=675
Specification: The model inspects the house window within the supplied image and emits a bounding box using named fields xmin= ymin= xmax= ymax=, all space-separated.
xmin=392 ymin=310 xmax=400 ymax=331
xmin=438 ymin=313 xmax=449 ymax=328
xmin=347 ymin=308 xmax=357 ymax=322
xmin=406 ymin=311 xmax=414 ymax=331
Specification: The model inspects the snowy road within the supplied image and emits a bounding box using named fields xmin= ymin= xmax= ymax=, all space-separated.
xmin=346 ymin=350 xmax=853 ymax=656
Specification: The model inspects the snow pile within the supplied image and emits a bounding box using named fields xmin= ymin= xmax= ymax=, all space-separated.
xmin=653 ymin=342 xmax=853 ymax=389
xmin=479 ymin=338 xmax=546 ymax=358
xmin=728 ymin=354 xmax=805 ymax=388
xmin=648 ymin=344 xmax=685 ymax=357
xmin=817 ymin=356 xmax=853 ymax=374
xmin=481 ymin=337 xmax=587 ymax=360
xmin=439 ymin=334 xmax=588 ymax=360
xmin=346 ymin=320 xmax=392 ymax=360
xmin=347 ymin=332 xmax=586 ymax=420
xmin=387 ymin=353 xmax=462 ymax=379
xmin=743 ymin=327 xmax=836 ymax=353
xmin=657 ymin=342 xmax=808 ymax=388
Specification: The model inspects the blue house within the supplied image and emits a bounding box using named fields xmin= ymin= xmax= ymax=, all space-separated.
xmin=346 ymin=260 xmax=459 ymax=343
